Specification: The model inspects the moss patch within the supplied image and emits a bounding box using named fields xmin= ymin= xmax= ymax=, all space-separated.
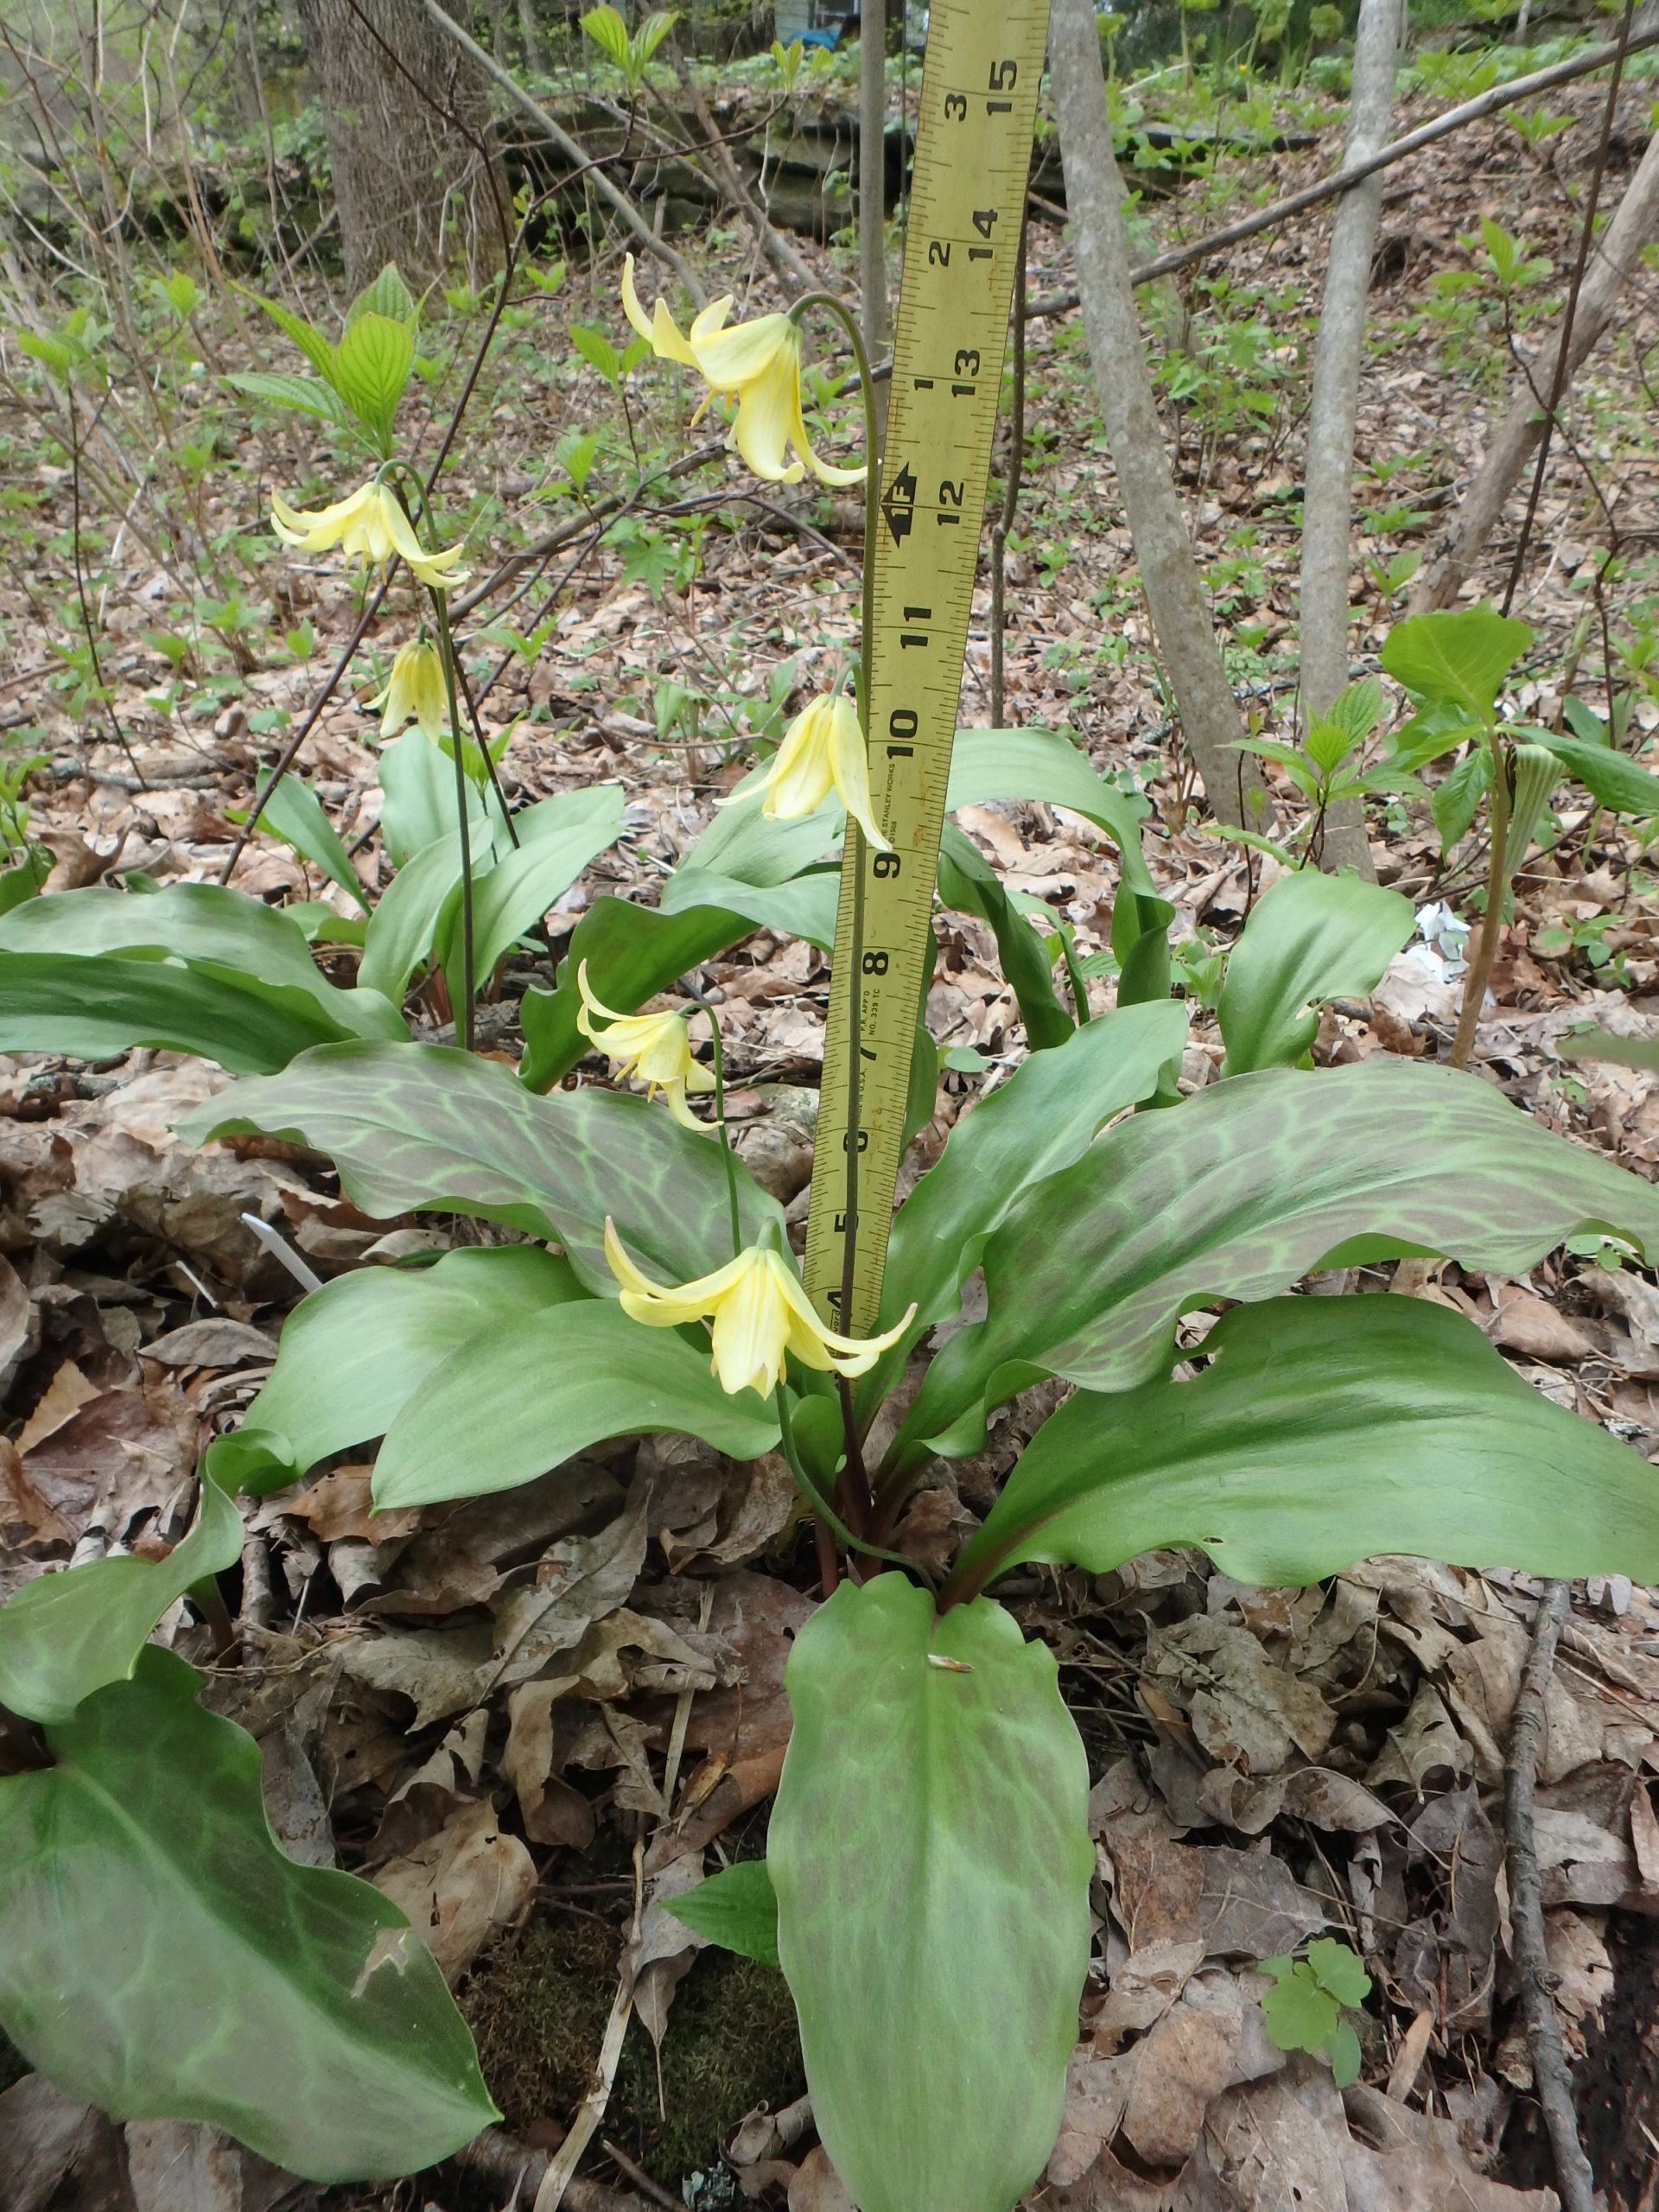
xmin=464 ymin=1908 xmax=804 ymax=2189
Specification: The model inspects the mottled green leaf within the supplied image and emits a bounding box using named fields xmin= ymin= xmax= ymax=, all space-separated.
xmin=1218 ymin=869 xmax=1414 ymax=1074
xmin=1380 ymin=608 xmax=1531 ymax=721
xmin=896 ymin=1058 xmax=1659 ymax=1460
xmin=0 ymin=883 xmax=404 ymax=1045
xmin=769 ymin=1577 xmax=1091 ymax=2212
xmin=1529 ymin=727 xmax=1659 ymax=818
xmin=179 ymin=1040 xmax=784 ymax=1292
xmin=0 ymin=953 xmax=358 ymax=1074
xmin=0 ymin=1649 xmax=496 ymax=2179
xmin=664 ymin=1863 xmax=779 ymax=1969
xmin=222 ymin=1245 xmax=583 ymax=1493
xmin=1558 ymin=1024 xmax=1659 ymax=1074
xmin=861 ymin=1000 xmax=1189 ymax=1414
xmin=950 ymin=1294 xmax=1659 ymax=1592
xmin=0 ymin=1476 xmax=241 ymax=1725
xmin=373 ymin=1298 xmax=778 ymax=1506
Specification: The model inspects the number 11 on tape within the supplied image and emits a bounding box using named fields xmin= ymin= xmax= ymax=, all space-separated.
xmin=804 ymin=0 xmax=1052 ymax=1338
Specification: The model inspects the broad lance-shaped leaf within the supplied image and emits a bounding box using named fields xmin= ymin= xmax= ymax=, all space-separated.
xmin=769 ymin=1577 xmax=1091 ymax=2212
xmin=437 ymin=784 xmax=626 ymax=1010
xmin=937 ymin=823 xmax=1073 ymax=1051
xmin=0 ymin=882 xmax=404 ymax=1042
xmin=950 ymin=1295 xmax=1659 ymax=1597
xmin=373 ymin=1300 xmax=779 ymax=1506
xmin=359 ymin=830 xmax=465 ymax=1003
xmin=213 ymin=1245 xmax=584 ymax=1495
xmin=0 ymin=1474 xmax=242 ymax=1725
xmin=0 ymin=1648 xmax=496 ymax=2179
xmin=0 ymin=955 xmax=360 ymax=1076
xmin=859 ymin=998 xmax=1189 ymax=1415
xmin=894 ymin=1058 xmax=1659 ymax=1463
xmin=1217 ymin=868 xmax=1414 ymax=1075
xmin=179 ymin=1039 xmax=784 ymax=1291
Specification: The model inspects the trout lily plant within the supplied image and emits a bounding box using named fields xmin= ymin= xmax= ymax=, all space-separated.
xmin=3 ymin=251 xmax=1659 ymax=2212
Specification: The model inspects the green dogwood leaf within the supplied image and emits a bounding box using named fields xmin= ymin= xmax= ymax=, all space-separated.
xmin=769 ymin=1576 xmax=1091 ymax=2212
xmin=373 ymin=1299 xmax=779 ymax=1506
xmin=861 ymin=999 xmax=1189 ymax=1415
xmin=0 ymin=1475 xmax=242 ymax=1725
xmin=219 ymin=1245 xmax=585 ymax=1494
xmin=950 ymin=1294 xmax=1659 ymax=1593
xmin=1217 ymin=869 xmax=1414 ymax=1075
xmin=0 ymin=1648 xmax=496 ymax=2179
xmin=179 ymin=1040 xmax=784 ymax=1292
xmin=663 ymin=1862 xmax=780 ymax=1970
xmin=896 ymin=1058 xmax=1659 ymax=1461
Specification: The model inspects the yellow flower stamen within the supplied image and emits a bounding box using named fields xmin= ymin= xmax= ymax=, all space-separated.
xmin=620 ymin=255 xmax=866 ymax=488
xmin=368 ymin=638 xmax=448 ymax=743
xmin=270 ymin=480 xmax=469 ymax=591
xmin=577 ymin=961 xmax=715 ymax=1129
xmin=717 ymin=693 xmax=892 ymax=853
xmin=604 ymin=1219 xmax=914 ymax=1399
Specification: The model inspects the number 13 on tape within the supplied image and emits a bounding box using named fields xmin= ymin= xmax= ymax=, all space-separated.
xmin=804 ymin=0 xmax=1052 ymax=1337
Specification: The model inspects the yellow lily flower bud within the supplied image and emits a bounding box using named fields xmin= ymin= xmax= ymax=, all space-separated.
xmin=621 ymin=255 xmax=866 ymax=488
xmin=718 ymin=693 xmax=892 ymax=853
xmin=270 ymin=480 xmax=469 ymax=591
xmin=369 ymin=639 xmax=448 ymax=743
xmin=604 ymin=1219 xmax=914 ymax=1399
xmin=576 ymin=961 xmax=715 ymax=1129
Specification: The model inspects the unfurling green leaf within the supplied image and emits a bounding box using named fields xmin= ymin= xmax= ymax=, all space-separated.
xmin=948 ymin=1294 xmax=1659 ymax=1593
xmin=665 ymin=1862 xmax=780 ymax=1969
xmin=0 ymin=1649 xmax=496 ymax=2178
xmin=769 ymin=1578 xmax=1092 ymax=2212
xmin=0 ymin=1475 xmax=241 ymax=1724
xmin=331 ymin=313 xmax=416 ymax=454
xmin=1217 ymin=868 xmax=1414 ymax=1075
xmin=347 ymin=263 xmax=418 ymax=330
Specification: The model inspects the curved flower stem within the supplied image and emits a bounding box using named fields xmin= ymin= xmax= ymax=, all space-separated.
xmin=774 ymin=1383 xmax=921 ymax=1580
xmin=1450 ymin=730 xmax=1511 ymax=1072
xmin=429 ymin=588 xmax=477 ymax=1053
xmin=791 ymin=291 xmax=882 ymax=1494
xmin=677 ymin=974 xmax=743 ymax=1259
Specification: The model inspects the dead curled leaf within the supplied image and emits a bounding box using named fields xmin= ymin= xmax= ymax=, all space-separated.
xmin=372 ymin=1796 xmax=537 ymax=1985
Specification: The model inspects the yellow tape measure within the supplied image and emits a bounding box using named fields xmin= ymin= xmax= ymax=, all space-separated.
xmin=804 ymin=0 xmax=1052 ymax=1336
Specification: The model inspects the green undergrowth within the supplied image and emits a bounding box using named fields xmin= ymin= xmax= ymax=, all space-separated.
xmin=463 ymin=1906 xmax=805 ymax=2187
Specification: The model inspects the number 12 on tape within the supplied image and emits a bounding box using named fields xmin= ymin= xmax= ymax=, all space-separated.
xmin=804 ymin=0 xmax=1052 ymax=1337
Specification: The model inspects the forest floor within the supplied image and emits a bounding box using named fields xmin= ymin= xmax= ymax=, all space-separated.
xmin=9 ymin=46 xmax=1659 ymax=2212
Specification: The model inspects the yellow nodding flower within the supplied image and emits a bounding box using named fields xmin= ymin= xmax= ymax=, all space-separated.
xmin=577 ymin=961 xmax=715 ymax=1129
xmin=369 ymin=638 xmax=447 ymax=743
xmin=719 ymin=692 xmax=892 ymax=852
xmin=604 ymin=1219 xmax=914 ymax=1399
xmin=621 ymin=255 xmax=865 ymax=488
xmin=270 ymin=480 xmax=469 ymax=591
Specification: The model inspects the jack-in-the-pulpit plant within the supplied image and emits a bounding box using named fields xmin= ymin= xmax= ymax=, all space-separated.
xmin=4 ymin=212 xmax=1659 ymax=2212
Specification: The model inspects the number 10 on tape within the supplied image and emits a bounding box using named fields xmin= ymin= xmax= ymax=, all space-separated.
xmin=804 ymin=0 xmax=1052 ymax=1337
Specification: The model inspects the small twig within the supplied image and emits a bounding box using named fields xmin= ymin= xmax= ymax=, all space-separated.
xmin=454 ymin=2128 xmax=649 ymax=2212
xmin=600 ymin=2140 xmax=680 ymax=2212
xmin=1504 ymin=1578 xmax=1597 ymax=2212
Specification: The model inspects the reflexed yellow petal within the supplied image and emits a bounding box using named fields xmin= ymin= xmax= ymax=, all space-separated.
xmin=757 ymin=696 xmax=839 ymax=822
xmin=374 ymin=639 xmax=447 ymax=741
xmin=826 ymin=695 xmax=893 ymax=853
xmin=376 ymin=487 xmax=469 ymax=589
xmin=693 ymin=314 xmax=794 ymax=391
xmin=659 ymin=1079 xmax=707 ymax=1130
xmin=270 ymin=482 xmax=377 ymax=550
xmin=576 ymin=958 xmax=631 ymax=1029
xmin=690 ymin=297 xmax=734 ymax=346
xmin=728 ymin=361 xmax=806 ymax=483
xmin=603 ymin=1220 xmax=748 ymax=1314
xmin=621 ymin=254 xmax=701 ymax=366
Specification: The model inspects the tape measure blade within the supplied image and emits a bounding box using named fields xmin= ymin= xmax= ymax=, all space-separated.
xmin=804 ymin=0 xmax=1052 ymax=1335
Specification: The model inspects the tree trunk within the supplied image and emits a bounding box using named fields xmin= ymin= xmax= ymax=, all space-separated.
xmin=294 ymin=0 xmax=506 ymax=293
xmin=1297 ymin=0 xmax=1403 ymax=878
xmin=1409 ymin=123 xmax=1659 ymax=614
xmin=1050 ymin=0 xmax=1268 ymax=830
